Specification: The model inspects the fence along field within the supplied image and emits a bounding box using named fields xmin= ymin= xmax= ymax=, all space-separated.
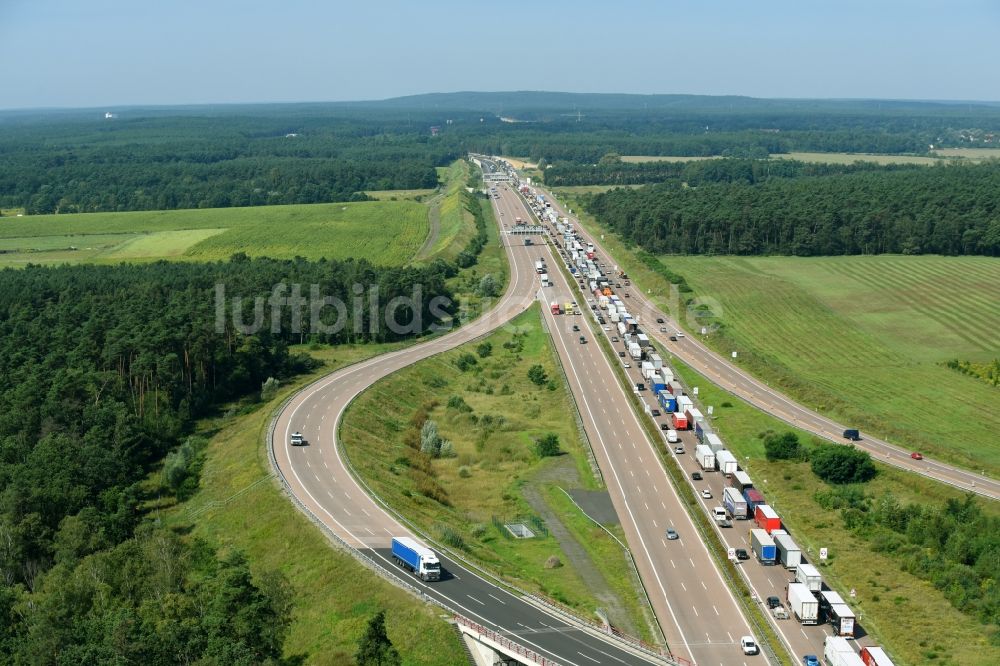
xmin=664 ymin=255 xmax=1000 ymax=474
xmin=0 ymin=200 xmax=430 ymax=267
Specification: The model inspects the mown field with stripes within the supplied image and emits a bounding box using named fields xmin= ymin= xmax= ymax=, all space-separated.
xmin=664 ymin=255 xmax=1000 ymax=473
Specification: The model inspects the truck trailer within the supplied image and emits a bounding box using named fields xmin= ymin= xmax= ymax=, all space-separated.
xmin=774 ymin=533 xmax=802 ymax=569
xmin=819 ymin=591 xmax=857 ymax=637
xmin=754 ymin=504 xmax=782 ymax=533
xmin=743 ymin=488 xmax=766 ymax=513
xmin=550 ymin=301 xmax=561 ymax=315
xmin=658 ymin=391 xmax=677 ymax=413
xmin=825 ymin=636 xmax=865 ymax=666
xmin=731 ymin=471 xmax=753 ymax=493
xmin=705 ymin=432 xmax=725 ymax=454
xmin=672 ymin=412 xmax=688 ymax=430
xmin=750 ymin=528 xmax=777 ymax=564
xmin=695 ymin=444 xmax=716 ymax=470
xmin=716 ymin=449 xmax=738 ymax=475
xmin=787 ymin=582 xmax=819 ymax=624
xmin=723 ymin=487 xmax=748 ymax=520
xmin=391 ymin=536 xmax=441 ymax=581
xmin=796 ymin=563 xmax=822 ymax=592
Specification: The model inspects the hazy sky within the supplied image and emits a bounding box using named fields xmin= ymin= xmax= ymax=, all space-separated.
xmin=1 ymin=0 xmax=997 ymax=109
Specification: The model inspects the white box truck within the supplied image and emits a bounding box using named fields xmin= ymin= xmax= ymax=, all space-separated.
xmin=716 ymin=449 xmax=738 ymax=475
xmin=824 ymin=636 xmax=865 ymax=666
xmin=695 ymin=444 xmax=716 ymax=470
xmin=787 ymin=582 xmax=819 ymax=624
xmin=796 ymin=563 xmax=822 ymax=592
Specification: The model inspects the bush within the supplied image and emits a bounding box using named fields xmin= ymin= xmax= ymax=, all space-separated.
xmin=458 ymin=465 xmax=472 ymax=478
xmin=477 ymin=274 xmax=500 ymax=298
xmin=527 ymin=364 xmax=548 ymax=386
xmin=260 ymin=376 xmax=280 ymax=402
xmin=446 ymin=395 xmax=472 ymax=413
xmin=439 ymin=440 xmax=456 ymax=458
xmin=420 ymin=420 xmax=442 ymax=457
xmin=764 ymin=431 xmax=802 ymax=461
xmin=811 ymin=444 xmax=877 ymax=484
xmin=455 ymin=353 xmax=478 ymax=372
xmin=476 ymin=341 xmax=493 ymax=358
xmin=535 ymin=433 xmax=561 ymax=457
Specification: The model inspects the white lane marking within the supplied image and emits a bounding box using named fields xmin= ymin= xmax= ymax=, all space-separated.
xmin=714 ymin=605 xmax=720 ymax=616
xmin=689 ymin=558 xmax=695 ymax=567
xmin=577 ymin=652 xmax=600 ymax=664
xmin=680 ymin=581 xmax=687 ymax=591
xmin=488 ymin=593 xmax=507 ymax=605
xmin=702 ymin=581 xmax=708 ymax=590
xmin=306 ymin=460 xmax=312 ymax=468
xmin=323 ymin=460 xmax=329 ymax=468
xmin=327 ymin=491 xmax=334 ymax=499
xmin=692 ymin=606 xmax=699 ymax=617
xmin=466 ymin=595 xmax=485 ymax=606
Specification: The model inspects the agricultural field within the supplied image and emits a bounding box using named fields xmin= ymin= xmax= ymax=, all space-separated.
xmin=620 ymin=155 xmax=718 ymax=163
xmin=340 ymin=307 xmax=655 ymax=639
xmin=664 ymin=255 xmax=1000 ymax=473
xmin=364 ymin=188 xmax=437 ymax=201
xmin=932 ymin=147 xmax=1000 ymax=160
xmin=623 ymin=153 xmax=943 ymax=165
xmin=0 ymin=201 xmax=431 ymax=267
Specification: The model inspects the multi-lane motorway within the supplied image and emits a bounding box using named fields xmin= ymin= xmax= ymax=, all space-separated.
xmin=271 ymin=175 xmax=676 ymax=665
xmin=532 ymin=181 xmax=1000 ymax=502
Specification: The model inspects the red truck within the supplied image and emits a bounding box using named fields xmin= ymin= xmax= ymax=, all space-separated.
xmin=754 ymin=504 xmax=781 ymax=534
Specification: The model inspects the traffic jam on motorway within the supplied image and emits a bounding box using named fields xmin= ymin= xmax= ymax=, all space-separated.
xmin=495 ymin=159 xmax=897 ymax=666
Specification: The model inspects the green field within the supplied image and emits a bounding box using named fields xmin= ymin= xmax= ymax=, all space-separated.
xmin=0 ymin=201 xmax=430 ymax=267
xmin=663 ymin=255 xmax=1000 ymax=473
xmin=340 ymin=307 xmax=655 ymax=638
xmin=364 ymin=188 xmax=437 ymax=201
xmin=620 ymin=152 xmax=993 ymax=165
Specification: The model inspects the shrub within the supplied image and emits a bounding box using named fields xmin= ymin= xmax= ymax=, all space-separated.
xmin=458 ymin=465 xmax=472 ymax=478
xmin=439 ymin=440 xmax=456 ymax=458
xmin=446 ymin=395 xmax=472 ymax=413
xmin=811 ymin=444 xmax=877 ymax=484
xmin=260 ymin=376 xmax=280 ymax=401
xmin=476 ymin=341 xmax=493 ymax=358
xmin=764 ymin=431 xmax=802 ymax=461
xmin=455 ymin=353 xmax=478 ymax=372
xmin=527 ymin=364 xmax=548 ymax=386
xmin=535 ymin=433 xmax=561 ymax=458
xmin=420 ymin=420 xmax=442 ymax=457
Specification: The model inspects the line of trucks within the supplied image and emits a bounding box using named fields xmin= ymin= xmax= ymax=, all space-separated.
xmin=508 ymin=170 xmax=897 ymax=665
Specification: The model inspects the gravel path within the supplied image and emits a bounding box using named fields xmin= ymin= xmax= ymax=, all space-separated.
xmin=521 ymin=455 xmax=640 ymax=636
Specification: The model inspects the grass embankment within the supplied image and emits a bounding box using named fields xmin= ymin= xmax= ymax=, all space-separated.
xmin=421 ymin=160 xmax=477 ymax=262
xmin=340 ymin=306 xmax=656 ymax=637
xmin=663 ymin=255 xmax=1000 ymax=475
xmin=163 ymin=343 xmax=466 ymax=665
xmin=0 ymin=200 xmax=430 ymax=267
xmin=365 ymin=189 xmax=437 ymax=201
xmin=668 ymin=356 xmax=1000 ymax=666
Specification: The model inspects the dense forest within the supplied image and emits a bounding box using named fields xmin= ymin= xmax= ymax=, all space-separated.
xmin=583 ymin=162 xmax=1000 ymax=256
xmin=4 ymin=95 xmax=1000 ymax=214
xmin=0 ymin=256 xmax=456 ymax=660
xmin=543 ymin=156 xmax=932 ymax=187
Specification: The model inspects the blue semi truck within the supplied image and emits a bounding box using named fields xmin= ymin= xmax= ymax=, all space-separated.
xmin=391 ymin=536 xmax=442 ymax=581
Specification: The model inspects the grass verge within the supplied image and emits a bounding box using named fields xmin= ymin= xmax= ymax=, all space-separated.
xmin=162 ymin=343 xmax=466 ymax=665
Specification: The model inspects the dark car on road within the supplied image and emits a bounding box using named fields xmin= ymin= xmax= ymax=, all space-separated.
xmin=691 ymin=471 xmax=702 ymax=481
xmin=735 ymin=548 xmax=750 ymax=561
xmin=843 ymin=428 xmax=860 ymax=440
xmin=660 ymin=423 xmax=670 ymax=431
xmin=656 ymin=317 xmax=664 ymax=324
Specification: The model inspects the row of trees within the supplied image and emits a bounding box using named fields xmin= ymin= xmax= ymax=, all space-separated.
xmin=543 ymin=155 xmax=929 ymax=187
xmin=583 ymin=162 xmax=1000 ymax=256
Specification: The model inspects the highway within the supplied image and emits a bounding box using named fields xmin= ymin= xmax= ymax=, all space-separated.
xmin=529 ymin=178 xmax=1000 ymax=502
xmin=271 ymin=165 xmax=676 ymax=666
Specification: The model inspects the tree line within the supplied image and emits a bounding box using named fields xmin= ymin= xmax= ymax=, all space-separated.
xmin=583 ymin=162 xmax=1000 ymax=256
xmin=0 ymin=255 xmax=456 ymax=660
